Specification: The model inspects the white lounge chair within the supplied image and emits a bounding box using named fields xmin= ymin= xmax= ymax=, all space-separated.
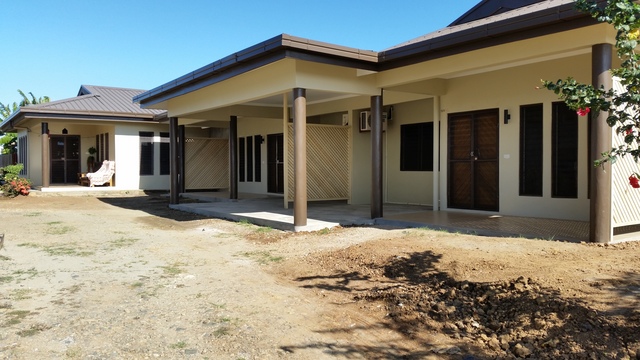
xmin=86 ymin=160 xmax=115 ymax=187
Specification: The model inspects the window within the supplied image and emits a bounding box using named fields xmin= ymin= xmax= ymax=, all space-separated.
xmin=96 ymin=132 xmax=109 ymax=162
xmin=247 ymin=136 xmax=253 ymax=181
xmin=18 ymin=135 xmax=27 ymax=176
xmin=139 ymin=131 xmax=154 ymax=176
xmin=400 ymin=122 xmax=434 ymax=171
xmin=254 ymin=135 xmax=262 ymax=182
xmin=519 ymin=104 xmax=543 ymax=196
xmin=239 ymin=137 xmax=245 ymax=182
xmin=552 ymin=102 xmax=578 ymax=198
xmin=160 ymin=132 xmax=170 ymax=175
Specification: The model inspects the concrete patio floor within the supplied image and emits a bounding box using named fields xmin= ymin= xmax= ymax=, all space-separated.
xmin=176 ymin=192 xmax=590 ymax=242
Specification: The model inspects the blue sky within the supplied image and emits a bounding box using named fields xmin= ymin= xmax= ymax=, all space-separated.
xmin=1 ymin=1 xmax=479 ymax=105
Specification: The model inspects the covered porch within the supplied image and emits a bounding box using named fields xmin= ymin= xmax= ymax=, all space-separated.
xmin=176 ymin=191 xmax=590 ymax=242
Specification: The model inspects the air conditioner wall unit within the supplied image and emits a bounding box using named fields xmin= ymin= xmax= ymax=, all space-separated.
xmin=359 ymin=111 xmax=387 ymax=132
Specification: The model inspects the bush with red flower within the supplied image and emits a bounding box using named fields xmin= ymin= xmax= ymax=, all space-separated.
xmin=0 ymin=163 xmax=31 ymax=197
xmin=2 ymin=177 xmax=31 ymax=197
xmin=542 ymin=0 xmax=640 ymax=187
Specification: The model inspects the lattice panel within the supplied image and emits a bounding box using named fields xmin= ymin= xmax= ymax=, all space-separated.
xmin=185 ymin=138 xmax=229 ymax=190
xmin=287 ymin=124 xmax=350 ymax=201
xmin=611 ymin=130 xmax=640 ymax=227
xmin=610 ymin=77 xmax=640 ymax=227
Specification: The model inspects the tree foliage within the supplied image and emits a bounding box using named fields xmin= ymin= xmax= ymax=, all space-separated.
xmin=543 ymin=0 xmax=640 ymax=174
xmin=0 ymin=89 xmax=50 ymax=120
xmin=0 ymin=90 xmax=50 ymax=154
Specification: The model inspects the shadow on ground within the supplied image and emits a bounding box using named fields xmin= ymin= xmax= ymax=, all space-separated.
xmin=98 ymin=193 xmax=208 ymax=222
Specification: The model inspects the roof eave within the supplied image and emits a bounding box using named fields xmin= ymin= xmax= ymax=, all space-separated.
xmin=134 ymin=34 xmax=378 ymax=108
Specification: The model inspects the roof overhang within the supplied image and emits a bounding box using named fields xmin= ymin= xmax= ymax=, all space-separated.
xmin=134 ymin=1 xmax=604 ymax=110
xmin=133 ymin=34 xmax=378 ymax=109
xmin=0 ymin=109 xmax=167 ymax=132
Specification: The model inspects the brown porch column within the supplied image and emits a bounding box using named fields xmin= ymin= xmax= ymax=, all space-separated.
xmin=590 ymin=43 xmax=613 ymax=243
xmin=178 ymin=125 xmax=186 ymax=193
xmin=371 ymin=95 xmax=383 ymax=218
xmin=293 ymin=88 xmax=307 ymax=229
xmin=169 ymin=117 xmax=179 ymax=205
xmin=229 ymin=116 xmax=238 ymax=200
xmin=41 ymin=122 xmax=50 ymax=188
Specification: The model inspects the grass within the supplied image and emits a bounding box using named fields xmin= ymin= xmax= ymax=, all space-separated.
xmin=235 ymin=250 xmax=284 ymax=264
xmin=159 ymin=262 xmax=185 ymax=276
xmin=2 ymin=310 xmax=32 ymax=326
xmin=24 ymin=212 xmax=42 ymax=217
xmin=170 ymin=341 xmax=187 ymax=349
xmin=130 ymin=281 xmax=145 ymax=289
xmin=18 ymin=242 xmax=94 ymax=257
xmin=44 ymin=221 xmax=76 ymax=235
xmin=317 ymin=227 xmax=331 ymax=235
xmin=0 ymin=275 xmax=14 ymax=284
xmin=254 ymin=226 xmax=272 ymax=233
xmin=108 ymin=237 xmax=139 ymax=248
xmin=17 ymin=323 xmax=50 ymax=337
xmin=9 ymin=289 xmax=37 ymax=301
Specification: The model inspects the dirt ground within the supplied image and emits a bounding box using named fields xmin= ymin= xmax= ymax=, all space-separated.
xmin=0 ymin=193 xmax=639 ymax=360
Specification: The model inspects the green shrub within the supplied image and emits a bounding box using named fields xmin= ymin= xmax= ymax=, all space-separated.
xmin=0 ymin=164 xmax=31 ymax=197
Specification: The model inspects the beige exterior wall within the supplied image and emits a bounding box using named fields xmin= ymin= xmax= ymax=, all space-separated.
xmin=439 ymin=53 xmax=592 ymax=221
xmin=385 ymin=99 xmax=434 ymax=206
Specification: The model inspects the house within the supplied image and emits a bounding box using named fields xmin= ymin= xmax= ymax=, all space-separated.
xmin=1 ymin=85 xmax=233 ymax=192
xmin=127 ymin=0 xmax=640 ymax=243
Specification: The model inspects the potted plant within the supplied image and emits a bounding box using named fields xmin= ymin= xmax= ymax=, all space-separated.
xmin=87 ymin=146 xmax=98 ymax=172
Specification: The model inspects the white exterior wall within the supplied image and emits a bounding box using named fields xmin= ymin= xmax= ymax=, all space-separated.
xmin=114 ymin=123 xmax=170 ymax=190
xmin=237 ymin=117 xmax=283 ymax=194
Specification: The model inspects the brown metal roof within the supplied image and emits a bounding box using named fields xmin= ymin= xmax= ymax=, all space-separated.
xmin=0 ymin=85 xmax=167 ymax=132
xmin=134 ymin=0 xmax=598 ymax=108
xmin=133 ymin=34 xmax=378 ymax=107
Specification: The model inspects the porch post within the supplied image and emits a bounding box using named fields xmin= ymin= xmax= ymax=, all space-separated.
xmin=293 ymin=88 xmax=307 ymax=229
xmin=178 ymin=125 xmax=186 ymax=194
xmin=590 ymin=43 xmax=613 ymax=243
xmin=371 ymin=94 xmax=383 ymax=218
xmin=169 ymin=117 xmax=179 ymax=205
xmin=41 ymin=122 xmax=50 ymax=188
xmin=229 ymin=116 xmax=238 ymax=200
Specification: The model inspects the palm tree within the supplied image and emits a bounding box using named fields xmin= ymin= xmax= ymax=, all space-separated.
xmin=0 ymin=89 xmax=50 ymax=121
xmin=0 ymin=90 xmax=51 ymax=154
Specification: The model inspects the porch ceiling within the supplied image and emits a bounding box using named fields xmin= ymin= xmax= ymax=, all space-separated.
xmin=164 ymin=58 xmax=378 ymax=121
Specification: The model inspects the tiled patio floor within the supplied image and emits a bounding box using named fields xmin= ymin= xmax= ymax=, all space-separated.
xmin=177 ymin=192 xmax=590 ymax=242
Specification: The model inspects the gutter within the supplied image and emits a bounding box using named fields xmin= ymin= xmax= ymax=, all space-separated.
xmin=134 ymin=34 xmax=378 ymax=107
xmin=134 ymin=1 xmax=602 ymax=108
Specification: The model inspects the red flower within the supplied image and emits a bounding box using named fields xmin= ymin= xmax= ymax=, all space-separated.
xmin=630 ymin=175 xmax=640 ymax=188
xmin=577 ymin=108 xmax=591 ymax=116
xmin=626 ymin=128 xmax=633 ymax=135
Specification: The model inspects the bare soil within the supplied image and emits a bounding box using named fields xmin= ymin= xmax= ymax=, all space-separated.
xmin=0 ymin=193 xmax=639 ymax=359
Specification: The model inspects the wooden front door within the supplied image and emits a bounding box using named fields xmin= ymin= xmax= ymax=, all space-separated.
xmin=448 ymin=109 xmax=499 ymax=211
xmin=50 ymin=135 xmax=80 ymax=184
xmin=267 ymin=133 xmax=284 ymax=194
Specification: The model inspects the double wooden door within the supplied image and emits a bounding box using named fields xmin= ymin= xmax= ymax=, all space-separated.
xmin=448 ymin=109 xmax=499 ymax=211
xmin=50 ymin=135 xmax=80 ymax=184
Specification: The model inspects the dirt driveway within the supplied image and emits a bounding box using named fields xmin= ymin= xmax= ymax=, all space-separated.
xmin=0 ymin=194 xmax=639 ymax=359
